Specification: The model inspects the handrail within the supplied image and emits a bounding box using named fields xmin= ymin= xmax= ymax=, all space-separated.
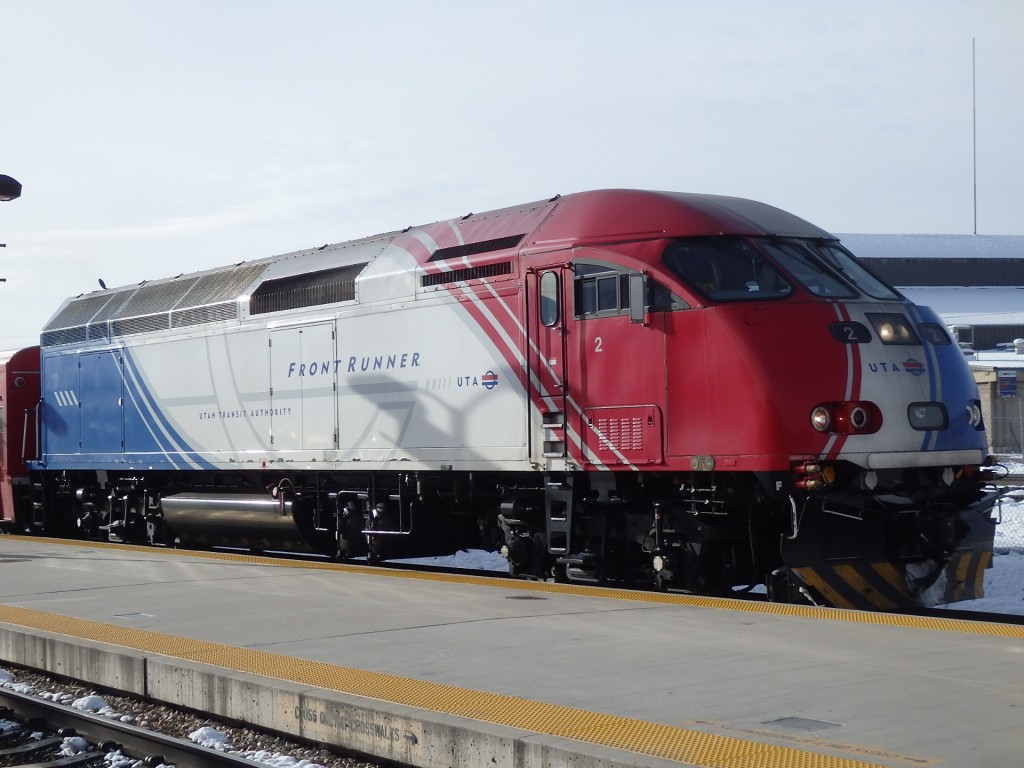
xmin=21 ymin=401 xmax=40 ymax=463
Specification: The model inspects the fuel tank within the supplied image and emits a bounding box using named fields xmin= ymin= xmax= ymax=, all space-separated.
xmin=160 ymin=492 xmax=324 ymax=553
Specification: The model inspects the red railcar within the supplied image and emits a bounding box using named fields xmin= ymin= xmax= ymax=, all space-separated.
xmin=0 ymin=346 xmax=39 ymax=527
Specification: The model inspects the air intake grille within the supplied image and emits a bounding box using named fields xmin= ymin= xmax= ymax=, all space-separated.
xmin=86 ymin=322 xmax=110 ymax=342
xmin=39 ymin=262 xmax=268 ymax=346
xmin=250 ymin=262 xmax=367 ymax=315
xmin=118 ymin=278 xmax=201 ymax=317
xmin=41 ymin=326 xmax=87 ymax=347
xmin=40 ymin=290 xmax=134 ymax=348
xmin=422 ymin=261 xmax=513 ymax=287
xmin=111 ymin=314 xmax=171 ymax=337
xmin=171 ymin=302 xmax=239 ymax=328
xmin=428 ymin=235 xmax=524 ymax=262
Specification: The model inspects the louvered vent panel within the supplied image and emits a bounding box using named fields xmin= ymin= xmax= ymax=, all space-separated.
xmin=421 ymin=261 xmax=513 ymax=287
xmin=250 ymin=262 xmax=367 ymax=315
xmin=86 ymin=322 xmax=110 ymax=342
xmin=428 ymin=235 xmax=524 ymax=262
xmin=113 ymin=278 xmax=201 ymax=318
xmin=111 ymin=314 xmax=170 ymax=337
xmin=185 ymin=263 xmax=267 ymax=305
xmin=41 ymin=327 xmax=87 ymax=347
xmin=172 ymin=302 xmax=238 ymax=328
xmin=40 ymin=290 xmax=134 ymax=347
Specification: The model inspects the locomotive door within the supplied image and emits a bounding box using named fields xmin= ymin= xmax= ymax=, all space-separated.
xmin=269 ymin=323 xmax=338 ymax=451
xmin=566 ymin=254 xmax=665 ymax=468
xmin=79 ymin=349 xmax=124 ymax=455
xmin=527 ymin=266 xmax=570 ymax=465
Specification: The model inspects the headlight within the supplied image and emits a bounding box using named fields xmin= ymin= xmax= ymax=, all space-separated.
xmin=849 ymin=405 xmax=870 ymax=430
xmin=867 ymin=313 xmax=920 ymax=345
xmin=966 ymin=401 xmax=984 ymax=429
xmin=810 ymin=406 xmax=832 ymax=432
xmin=810 ymin=402 xmax=881 ymax=434
xmin=908 ymin=402 xmax=948 ymax=430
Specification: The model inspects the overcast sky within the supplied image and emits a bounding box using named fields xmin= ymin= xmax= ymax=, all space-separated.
xmin=1 ymin=1 xmax=1021 ymax=349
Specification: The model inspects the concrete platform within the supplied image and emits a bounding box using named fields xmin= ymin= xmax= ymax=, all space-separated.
xmin=0 ymin=536 xmax=1021 ymax=768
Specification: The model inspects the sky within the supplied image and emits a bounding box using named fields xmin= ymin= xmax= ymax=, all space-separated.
xmin=1 ymin=1 xmax=1022 ymax=350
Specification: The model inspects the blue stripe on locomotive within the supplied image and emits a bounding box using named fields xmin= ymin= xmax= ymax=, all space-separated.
xmin=37 ymin=347 xmax=214 ymax=470
xmin=908 ymin=304 xmax=988 ymax=454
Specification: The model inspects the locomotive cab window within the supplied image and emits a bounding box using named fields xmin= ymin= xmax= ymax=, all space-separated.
xmin=575 ymin=266 xmax=627 ymax=317
xmin=539 ymin=271 xmax=560 ymax=327
xmin=661 ymin=239 xmax=794 ymax=302
xmin=574 ymin=263 xmax=685 ymax=319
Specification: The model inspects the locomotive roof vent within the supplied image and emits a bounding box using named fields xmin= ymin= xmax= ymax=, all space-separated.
xmin=41 ymin=262 xmax=268 ymax=347
xmin=250 ymin=261 xmax=368 ymax=315
xmin=427 ymin=234 xmax=525 ymax=262
xmin=421 ymin=261 xmax=513 ymax=287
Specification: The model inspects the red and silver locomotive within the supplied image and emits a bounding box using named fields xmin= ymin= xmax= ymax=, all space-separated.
xmin=0 ymin=190 xmax=1001 ymax=609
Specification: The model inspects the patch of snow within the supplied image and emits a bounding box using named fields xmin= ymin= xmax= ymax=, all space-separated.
xmin=190 ymin=725 xmax=232 ymax=750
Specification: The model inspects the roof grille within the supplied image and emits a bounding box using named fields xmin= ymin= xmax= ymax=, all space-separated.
xmin=111 ymin=314 xmax=170 ymax=337
xmin=251 ymin=262 xmax=367 ymax=315
xmin=41 ymin=327 xmax=87 ymax=347
xmin=422 ymin=261 xmax=513 ymax=287
xmin=40 ymin=290 xmax=133 ymax=348
xmin=86 ymin=322 xmax=110 ymax=342
xmin=117 ymin=277 xmax=201 ymax=317
xmin=172 ymin=302 xmax=239 ymax=328
xmin=40 ymin=262 xmax=267 ymax=347
xmin=428 ymin=235 xmax=524 ymax=262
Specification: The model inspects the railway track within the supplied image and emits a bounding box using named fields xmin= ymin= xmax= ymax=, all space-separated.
xmin=0 ymin=663 xmax=378 ymax=768
xmin=0 ymin=686 xmax=261 ymax=767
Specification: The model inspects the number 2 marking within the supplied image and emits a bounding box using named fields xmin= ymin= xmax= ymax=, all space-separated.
xmin=594 ymin=337 xmax=603 ymax=353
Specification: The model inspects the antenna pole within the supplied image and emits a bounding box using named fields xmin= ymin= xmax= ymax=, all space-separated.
xmin=973 ymin=37 xmax=978 ymax=235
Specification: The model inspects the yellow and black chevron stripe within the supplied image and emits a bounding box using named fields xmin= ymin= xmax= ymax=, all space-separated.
xmin=941 ymin=548 xmax=992 ymax=604
xmin=790 ymin=550 xmax=991 ymax=610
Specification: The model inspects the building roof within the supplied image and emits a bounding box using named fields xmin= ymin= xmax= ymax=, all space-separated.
xmin=839 ymin=233 xmax=1024 ymax=260
xmin=969 ymin=347 xmax=1024 ymax=371
xmin=900 ymin=287 xmax=1024 ymax=327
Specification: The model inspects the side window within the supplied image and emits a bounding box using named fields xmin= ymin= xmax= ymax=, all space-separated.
xmin=575 ymin=267 xmax=627 ymax=318
xmin=540 ymin=271 xmax=559 ymax=327
xmin=574 ymin=262 xmax=687 ymax=319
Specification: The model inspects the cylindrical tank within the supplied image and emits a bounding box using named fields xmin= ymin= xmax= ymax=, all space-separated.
xmin=160 ymin=492 xmax=321 ymax=553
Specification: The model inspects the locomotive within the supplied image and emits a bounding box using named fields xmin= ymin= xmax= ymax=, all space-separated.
xmin=0 ymin=189 xmax=1003 ymax=610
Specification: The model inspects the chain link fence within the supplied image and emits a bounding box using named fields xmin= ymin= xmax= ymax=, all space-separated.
xmin=994 ymin=489 xmax=1024 ymax=551
xmin=992 ymin=455 xmax=1024 ymax=550
xmin=988 ymin=415 xmax=1024 ymax=457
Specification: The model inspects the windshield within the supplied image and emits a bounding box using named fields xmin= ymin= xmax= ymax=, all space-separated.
xmin=662 ymin=237 xmax=901 ymax=302
xmin=758 ymin=239 xmax=857 ymax=299
xmin=807 ymin=240 xmax=901 ymax=299
xmin=661 ymin=239 xmax=794 ymax=302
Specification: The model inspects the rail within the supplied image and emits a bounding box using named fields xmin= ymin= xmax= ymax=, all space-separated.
xmin=0 ymin=686 xmax=259 ymax=767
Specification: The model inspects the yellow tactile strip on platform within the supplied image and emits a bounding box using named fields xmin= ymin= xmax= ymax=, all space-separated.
xmin=23 ymin=536 xmax=1024 ymax=640
xmin=0 ymin=602 xmax=889 ymax=768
